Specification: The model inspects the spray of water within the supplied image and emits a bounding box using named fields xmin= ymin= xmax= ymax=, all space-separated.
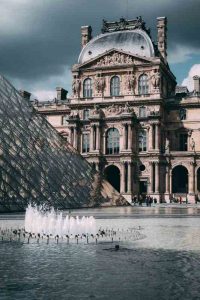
xmin=24 ymin=204 xmax=96 ymax=237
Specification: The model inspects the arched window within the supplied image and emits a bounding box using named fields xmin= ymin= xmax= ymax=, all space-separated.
xmin=110 ymin=76 xmax=120 ymax=96
xmin=138 ymin=130 xmax=147 ymax=152
xmin=139 ymin=106 xmax=147 ymax=118
xmin=138 ymin=74 xmax=149 ymax=95
xmin=106 ymin=128 xmax=120 ymax=154
xmin=83 ymin=78 xmax=92 ymax=98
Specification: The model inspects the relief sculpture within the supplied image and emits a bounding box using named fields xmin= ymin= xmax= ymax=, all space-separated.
xmin=96 ymin=52 xmax=134 ymax=67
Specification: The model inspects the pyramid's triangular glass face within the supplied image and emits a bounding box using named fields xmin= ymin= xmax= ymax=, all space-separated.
xmin=0 ymin=75 xmax=111 ymax=212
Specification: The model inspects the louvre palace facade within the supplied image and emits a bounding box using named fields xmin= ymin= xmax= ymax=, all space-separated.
xmin=32 ymin=16 xmax=200 ymax=203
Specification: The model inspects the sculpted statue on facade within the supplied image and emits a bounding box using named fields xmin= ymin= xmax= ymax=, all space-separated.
xmin=126 ymin=72 xmax=136 ymax=92
xmin=165 ymin=138 xmax=170 ymax=153
xmin=151 ymin=71 xmax=160 ymax=89
xmin=72 ymin=76 xmax=81 ymax=96
xmin=95 ymin=75 xmax=105 ymax=93
xmin=92 ymin=104 xmax=101 ymax=116
xmin=191 ymin=138 xmax=195 ymax=151
xmin=122 ymin=102 xmax=132 ymax=114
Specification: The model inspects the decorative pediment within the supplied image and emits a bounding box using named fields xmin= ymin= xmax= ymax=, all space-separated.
xmin=96 ymin=51 xmax=134 ymax=67
xmin=77 ymin=49 xmax=152 ymax=70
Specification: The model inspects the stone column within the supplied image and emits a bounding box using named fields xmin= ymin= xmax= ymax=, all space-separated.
xmin=132 ymin=126 xmax=136 ymax=153
xmin=123 ymin=124 xmax=127 ymax=150
xmin=73 ymin=127 xmax=77 ymax=149
xmin=127 ymin=162 xmax=132 ymax=193
xmin=155 ymin=162 xmax=159 ymax=193
xmin=70 ymin=127 xmax=73 ymax=146
xmin=128 ymin=124 xmax=132 ymax=150
xmin=90 ymin=126 xmax=94 ymax=151
xmin=189 ymin=162 xmax=195 ymax=194
xmin=103 ymin=132 xmax=106 ymax=154
xmin=165 ymin=164 xmax=169 ymax=193
xmin=96 ymin=125 xmax=100 ymax=151
xmin=169 ymin=170 xmax=172 ymax=195
xmin=149 ymin=162 xmax=154 ymax=193
xmin=155 ymin=124 xmax=159 ymax=150
xmin=120 ymin=162 xmax=125 ymax=193
xmin=149 ymin=124 xmax=153 ymax=150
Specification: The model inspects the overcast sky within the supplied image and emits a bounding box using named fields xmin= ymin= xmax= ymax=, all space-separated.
xmin=0 ymin=0 xmax=200 ymax=99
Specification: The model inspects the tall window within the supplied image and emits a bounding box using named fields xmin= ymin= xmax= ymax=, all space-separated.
xmin=83 ymin=78 xmax=92 ymax=98
xmin=110 ymin=76 xmax=120 ymax=96
xmin=106 ymin=128 xmax=120 ymax=154
xmin=82 ymin=133 xmax=90 ymax=153
xmin=138 ymin=130 xmax=147 ymax=152
xmin=138 ymin=74 xmax=149 ymax=95
xmin=139 ymin=106 xmax=147 ymax=118
xmin=179 ymin=133 xmax=188 ymax=151
xmin=83 ymin=109 xmax=90 ymax=120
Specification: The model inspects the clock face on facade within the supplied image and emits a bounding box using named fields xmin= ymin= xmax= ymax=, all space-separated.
xmin=179 ymin=108 xmax=186 ymax=120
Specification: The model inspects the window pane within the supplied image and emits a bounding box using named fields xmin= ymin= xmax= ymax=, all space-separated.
xmin=139 ymin=130 xmax=147 ymax=152
xmin=83 ymin=109 xmax=90 ymax=120
xmin=83 ymin=79 xmax=92 ymax=98
xmin=110 ymin=76 xmax=120 ymax=96
xmin=139 ymin=107 xmax=147 ymax=118
xmin=106 ymin=128 xmax=120 ymax=154
xmin=138 ymin=74 xmax=149 ymax=95
xmin=82 ymin=134 xmax=90 ymax=153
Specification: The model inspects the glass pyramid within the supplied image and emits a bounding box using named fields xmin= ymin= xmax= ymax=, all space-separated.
xmin=0 ymin=75 xmax=116 ymax=212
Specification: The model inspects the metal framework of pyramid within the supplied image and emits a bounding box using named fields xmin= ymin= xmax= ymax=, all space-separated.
xmin=0 ymin=75 xmax=119 ymax=212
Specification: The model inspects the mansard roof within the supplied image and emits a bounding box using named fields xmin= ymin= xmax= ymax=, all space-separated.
xmin=78 ymin=28 xmax=155 ymax=64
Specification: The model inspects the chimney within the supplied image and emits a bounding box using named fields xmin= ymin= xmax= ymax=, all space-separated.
xmin=193 ymin=76 xmax=200 ymax=92
xmin=81 ymin=25 xmax=92 ymax=48
xmin=157 ymin=17 xmax=167 ymax=61
xmin=56 ymin=87 xmax=68 ymax=100
xmin=19 ymin=90 xmax=31 ymax=100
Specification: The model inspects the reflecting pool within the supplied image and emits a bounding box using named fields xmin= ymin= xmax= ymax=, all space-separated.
xmin=1 ymin=206 xmax=200 ymax=300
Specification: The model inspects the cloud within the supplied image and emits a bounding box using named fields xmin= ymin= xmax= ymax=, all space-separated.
xmin=182 ymin=64 xmax=200 ymax=91
xmin=168 ymin=46 xmax=200 ymax=64
xmin=0 ymin=0 xmax=199 ymax=99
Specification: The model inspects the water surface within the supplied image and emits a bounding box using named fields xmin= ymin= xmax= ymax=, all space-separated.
xmin=0 ymin=207 xmax=200 ymax=300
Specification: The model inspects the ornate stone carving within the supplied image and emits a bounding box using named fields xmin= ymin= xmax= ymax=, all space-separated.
xmin=122 ymin=102 xmax=133 ymax=114
xmin=190 ymin=138 xmax=195 ymax=151
xmin=101 ymin=17 xmax=149 ymax=34
xmin=94 ymin=74 xmax=105 ymax=93
xmin=105 ymin=103 xmax=133 ymax=116
xmin=72 ymin=76 xmax=81 ymax=96
xmin=96 ymin=52 xmax=134 ymax=67
xmin=165 ymin=138 xmax=170 ymax=153
xmin=151 ymin=70 xmax=160 ymax=90
xmin=68 ymin=110 xmax=79 ymax=119
xmin=92 ymin=104 xmax=101 ymax=116
xmin=125 ymin=72 xmax=136 ymax=93
xmin=188 ymin=130 xmax=193 ymax=137
xmin=105 ymin=104 xmax=123 ymax=116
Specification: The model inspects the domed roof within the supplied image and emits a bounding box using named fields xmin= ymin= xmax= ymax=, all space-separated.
xmin=78 ymin=29 xmax=155 ymax=64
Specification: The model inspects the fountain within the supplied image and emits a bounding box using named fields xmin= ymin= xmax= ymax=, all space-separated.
xmin=24 ymin=204 xmax=96 ymax=237
xmin=0 ymin=205 xmax=146 ymax=244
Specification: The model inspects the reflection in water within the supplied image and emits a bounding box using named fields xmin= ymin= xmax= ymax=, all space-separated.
xmin=0 ymin=207 xmax=200 ymax=300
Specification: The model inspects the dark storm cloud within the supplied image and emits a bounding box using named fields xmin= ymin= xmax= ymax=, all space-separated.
xmin=0 ymin=0 xmax=199 ymax=96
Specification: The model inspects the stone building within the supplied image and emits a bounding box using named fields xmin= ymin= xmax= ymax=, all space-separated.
xmin=32 ymin=16 xmax=200 ymax=203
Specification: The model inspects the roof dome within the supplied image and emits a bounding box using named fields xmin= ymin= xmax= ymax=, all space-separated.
xmin=78 ymin=29 xmax=155 ymax=64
